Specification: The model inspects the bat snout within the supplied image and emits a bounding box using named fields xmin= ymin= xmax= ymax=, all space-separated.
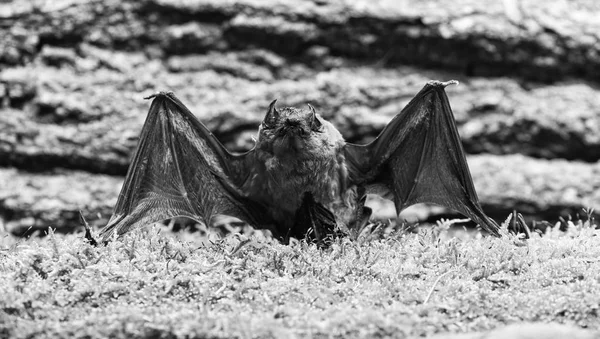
xmin=278 ymin=124 xmax=308 ymax=138
xmin=285 ymin=118 xmax=301 ymax=127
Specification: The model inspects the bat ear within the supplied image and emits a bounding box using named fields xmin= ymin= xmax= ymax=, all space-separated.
xmin=263 ymin=99 xmax=279 ymax=128
xmin=307 ymin=103 xmax=322 ymax=131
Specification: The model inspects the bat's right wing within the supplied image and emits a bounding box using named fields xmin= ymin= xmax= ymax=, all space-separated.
xmin=99 ymin=92 xmax=272 ymax=242
xmin=344 ymin=81 xmax=500 ymax=236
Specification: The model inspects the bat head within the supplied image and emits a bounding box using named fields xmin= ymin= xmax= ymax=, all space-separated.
xmin=256 ymin=100 xmax=343 ymax=158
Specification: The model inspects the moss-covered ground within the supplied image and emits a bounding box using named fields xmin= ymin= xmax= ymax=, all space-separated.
xmin=1 ymin=217 xmax=599 ymax=338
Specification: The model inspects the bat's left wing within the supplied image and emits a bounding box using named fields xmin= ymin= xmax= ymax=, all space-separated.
xmin=99 ymin=92 xmax=272 ymax=242
xmin=344 ymin=81 xmax=500 ymax=236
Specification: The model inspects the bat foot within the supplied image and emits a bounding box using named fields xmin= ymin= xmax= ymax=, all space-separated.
xmin=508 ymin=210 xmax=531 ymax=239
xmin=79 ymin=211 xmax=99 ymax=247
xmin=144 ymin=91 xmax=175 ymax=100
xmin=349 ymin=206 xmax=374 ymax=239
xmin=292 ymin=192 xmax=337 ymax=247
xmin=426 ymin=80 xmax=459 ymax=88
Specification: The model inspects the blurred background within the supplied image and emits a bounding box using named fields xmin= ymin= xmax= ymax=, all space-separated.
xmin=1 ymin=0 xmax=599 ymax=237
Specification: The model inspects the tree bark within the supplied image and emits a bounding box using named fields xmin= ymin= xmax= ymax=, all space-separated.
xmin=1 ymin=0 xmax=598 ymax=234
xmin=1 ymin=0 xmax=599 ymax=82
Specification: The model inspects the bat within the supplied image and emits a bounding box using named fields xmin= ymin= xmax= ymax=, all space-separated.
xmin=97 ymin=80 xmax=500 ymax=244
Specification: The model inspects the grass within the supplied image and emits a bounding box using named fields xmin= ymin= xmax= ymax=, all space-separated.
xmin=1 ymin=217 xmax=599 ymax=339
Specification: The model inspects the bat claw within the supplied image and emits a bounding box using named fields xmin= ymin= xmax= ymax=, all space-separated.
xmin=292 ymin=192 xmax=337 ymax=247
xmin=144 ymin=91 xmax=175 ymax=100
xmin=426 ymin=80 xmax=459 ymax=88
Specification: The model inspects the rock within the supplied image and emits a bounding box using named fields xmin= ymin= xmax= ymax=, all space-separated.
xmin=458 ymin=80 xmax=600 ymax=162
xmin=166 ymin=53 xmax=276 ymax=81
xmin=0 ymin=67 xmax=37 ymax=108
xmin=470 ymin=154 xmax=600 ymax=221
xmin=0 ymin=168 xmax=118 ymax=235
xmin=39 ymin=45 xmax=78 ymax=68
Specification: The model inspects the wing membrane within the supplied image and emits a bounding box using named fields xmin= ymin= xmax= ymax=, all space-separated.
xmin=100 ymin=92 xmax=269 ymax=242
xmin=345 ymin=81 xmax=500 ymax=236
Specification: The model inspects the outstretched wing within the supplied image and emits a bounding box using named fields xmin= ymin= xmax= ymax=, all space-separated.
xmin=344 ymin=81 xmax=500 ymax=236
xmin=100 ymin=92 xmax=271 ymax=242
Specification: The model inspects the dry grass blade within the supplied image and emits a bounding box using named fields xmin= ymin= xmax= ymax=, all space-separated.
xmin=423 ymin=268 xmax=456 ymax=304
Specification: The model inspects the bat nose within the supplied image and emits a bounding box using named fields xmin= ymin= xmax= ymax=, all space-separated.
xmin=280 ymin=120 xmax=307 ymax=136
xmin=285 ymin=118 xmax=301 ymax=127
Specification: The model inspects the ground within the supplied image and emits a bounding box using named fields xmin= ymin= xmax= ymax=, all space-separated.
xmin=1 ymin=218 xmax=599 ymax=338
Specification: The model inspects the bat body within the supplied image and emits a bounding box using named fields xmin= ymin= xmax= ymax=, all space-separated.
xmin=244 ymin=102 xmax=354 ymax=238
xmin=99 ymin=80 xmax=500 ymax=243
